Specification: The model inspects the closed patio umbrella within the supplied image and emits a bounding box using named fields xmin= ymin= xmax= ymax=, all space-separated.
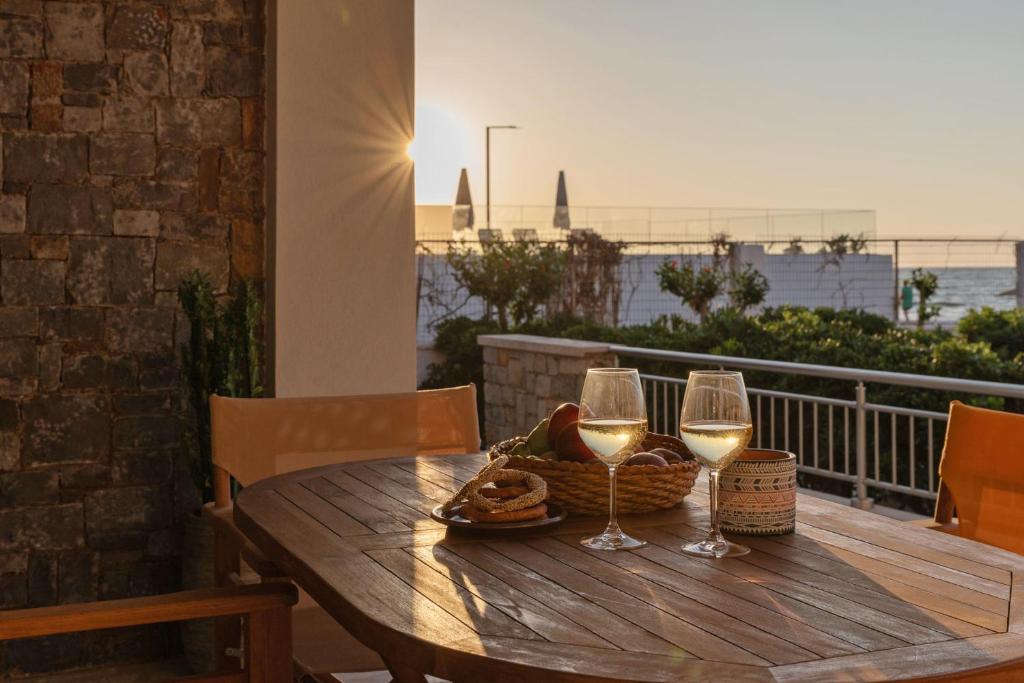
xmin=452 ymin=168 xmax=474 ymax=232
xmin=553 ymin=170 xmax=570 ymax=230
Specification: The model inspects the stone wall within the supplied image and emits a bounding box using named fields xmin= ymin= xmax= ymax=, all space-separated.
xmin=479 ymin=334 xmax=615 ymax=443
xmin=0 ymin=0 xmax=265 ymax=674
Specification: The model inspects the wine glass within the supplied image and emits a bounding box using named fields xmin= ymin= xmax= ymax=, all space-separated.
xmin=678 ymin=370 xmax=753 ymax=558
xmin=577 ymin=368 xmax=648 ymax=550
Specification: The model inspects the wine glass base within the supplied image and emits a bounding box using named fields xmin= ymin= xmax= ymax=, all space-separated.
xmin=580 ymin=531 xmax=647 ymax=551
xmin=680 ymin=538 xmax=750 ymax=558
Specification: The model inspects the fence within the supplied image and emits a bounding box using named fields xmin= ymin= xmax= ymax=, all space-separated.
xmin=612 ymin=345 xmax=1024 ymax=510
xmin=417 ymin=234 xmax=1022 ymax=344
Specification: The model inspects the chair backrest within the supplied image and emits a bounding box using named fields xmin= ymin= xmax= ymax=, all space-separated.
xmin=936 ymin=400 xmax=1024 ymax=555
xmin=210 ymin=385 xmax=480 ymax=501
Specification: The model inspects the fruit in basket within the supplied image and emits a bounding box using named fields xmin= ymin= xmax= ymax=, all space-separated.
xmin=623 ymin=452 xmax=669 ymax=467
xmin=555 ymin=420 xmax=597 ymax=462
xmin=510 ymin=442 xmax=532 ymax=457
xmin=526 ymin=418 xmax=552 ymax=454
xmin=650 ymin=447 xmax=686 ymax=464
xmin=547 ymin=403 xmax=580 ymax=443
xmin=539 ymin=450 xmax=558 ymax=460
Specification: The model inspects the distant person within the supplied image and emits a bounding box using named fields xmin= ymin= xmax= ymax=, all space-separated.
xmin=901 ymin=279 xmax=914 ymax=322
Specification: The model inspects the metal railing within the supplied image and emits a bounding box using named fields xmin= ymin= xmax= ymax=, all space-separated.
xmin=609 ymin=344 xmax=1024 ymax=509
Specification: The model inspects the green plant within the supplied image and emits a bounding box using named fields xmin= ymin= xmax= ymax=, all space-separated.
xmin=909 ymin=267 xmax=940 ymax=328
xmin=727 ymin=264 xmax=770 ymax=314
xmin=446 ymin=239 xmax=563 ymax=331
xmin=656 ymin=259 xmax=726 ymax=322
xmin=179 ymin=271 xmax=263 ymax=504
xmin=958 ymin=307 xmax=1024 ymax=361
xmin=554 ymin=230 xmax=626 ymax=325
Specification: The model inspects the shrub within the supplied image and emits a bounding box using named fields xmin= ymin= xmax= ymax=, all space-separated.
xmin=958 ymin=307 xmax=1024 ymax=361
xmin=727 ymin=265 xmax=770 ymax=314
xmin=656 ymin=259 xmax=726 ymax=322
xmin=909 ymin=268 xmax=941 ymax=328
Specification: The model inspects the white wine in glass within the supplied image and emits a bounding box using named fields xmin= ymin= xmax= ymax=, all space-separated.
xmin=679 ymin=371 xmax=753 ymax=558
xmin=577 ymin=368 xmax=648 ymax=550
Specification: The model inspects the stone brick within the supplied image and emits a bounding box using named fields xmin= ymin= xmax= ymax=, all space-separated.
xmin=0 ymin=432 xmax=19 ymax=470
xmin=0 ymin=1 xmax=42 ymax=17
xmin=230 ymin=216 xmax=262 ymax=280
xmin=39 ymin=307 xmax=102 ymax=341
xmin=62 ymin=63 xmax=118 ymax=94
xmin=0 ymin=398 xmax=16 ymax=430
xmin=37 ymin=341 xmax=60 ymax=391
xmin=0 ymin=337 xmax=35 ymax=381
xmin=112 ymin=415 xmax=179 ymax=450
xmin=124 ymin=52 xmax=168 ymax=97
xmin=29 ymin=102 xmax=61 ymax=132
xmin=90 ymin=134 xmax=156 ymax=176
xmin=156 ymin=148 xmax=197 ymax=181
xmin=43 ymin=3 xmax=103 ymax=61
xmin=107 ymin=5 xmax=169 ymax=51
xmin=60 ymin=92 xmax=100 ymax=108
xmin=61 ymin=106 xmax=101 ymax=133
xmin=155 ymin=241 xmax=228 ymax=293
xmin=0 ymin=61 xmax=29 ymax=116
xmin=0 ymin=194 xmax=26 ymax=233
xmin=63 ymin=354 xmax=136 ymax=390
xmin=0 ymin=17 xmax=43 ymax=58
xmin=28 ymin=184 xmax=113 ymax=235
xmin=31 ymin=61 xmax=61 ymax=100
xmin=27 ymin=551 xmax=57 ymax=606
xmin=112 ymin=392 xmax=168 ymax=415
xmin=203 ymin=21 xmax=241 ymax=46
xmin=218 ymin=149 xmax=261 ymax=213
xmin=0 ymin=234 xmax=30 ymax=258
xmin=29 ymin=235 xmax=67 ymax=260
xmin=59 ymin=463 xmax=110 ymax=489
xmin=0 ymin=469 xmax=58 ymax=506
xmin=1 ymin=259 xmax=64 ymax=305
xmin=172 ymin=0 xmax=243 ymax=20
xmin=22 ymin=393 xmax=109 ymax=466
xmin=240 ymin=96 xmax=262 ymax=149
xmin=84 ymin=486 xmax=171 ymax=535
xmin=112 ymin=209 xmax=159 ymax=237
xmin=68 ymin=236 xmax=154 ymax=305
xmin=159 ymin=212 xmax=226 ymax=242
xmin=111 ymin=449 xmax=172 ymax=485
xmin=3 ymin=132 xmax=87 ymax=183
xmin=0 ymin=551 xmax=28 ymax=608
xmin=169 ymin=21 xmax=204 ymax=97
xmin=106 ymin=307 xmax=174 ymax=352
xmin=101 ymin=95 xmax=153 ymax=133
xmin=138 ymin=352 xmax=176 ymax=389
xmin=155 ymin=97 xmax=240 ymax=145
xmin=0 ymin=307 xmax=37 ymax=337
xmin=21 ymin=503 xmax=83 ymax=548
xmin=205 ymin=47 xmax=262 ymax=97
xmin=58 ymin=550 xmax=96 ymax=603
xmin=197 ymin=147 xmax=219 ymax=211
xmin=111 ymin=178 xmax=195 ymax=212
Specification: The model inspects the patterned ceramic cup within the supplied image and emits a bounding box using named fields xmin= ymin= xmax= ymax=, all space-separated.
xmin=719 ymin=449 xmax=796 ymax=535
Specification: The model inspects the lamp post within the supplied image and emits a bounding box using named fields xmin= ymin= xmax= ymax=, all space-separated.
xmin=486 ymin=124 xmax=519 ymax=228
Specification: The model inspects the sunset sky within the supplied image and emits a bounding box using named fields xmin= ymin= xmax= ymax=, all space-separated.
xmin=414 ymin=0 xmax=1023 ymax=238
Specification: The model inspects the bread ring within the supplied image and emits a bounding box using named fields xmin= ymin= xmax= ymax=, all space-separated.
xmin=478 ymin=486 xmax=530 ymax=499
xmin=442 ymin=455 xmax=509 ymax=515
xmin=466 ymin=469 xmax=546 ymax=512
xmin=461 ymin=502 xmax=548 ymax=523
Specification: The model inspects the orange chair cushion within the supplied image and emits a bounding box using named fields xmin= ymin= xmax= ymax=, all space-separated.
xmin=938 ymin=401 xmax=1024 ymax=556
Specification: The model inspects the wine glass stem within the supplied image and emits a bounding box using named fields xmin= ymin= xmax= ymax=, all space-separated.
xmin=605 ymin=464 xmax=621 ymax=536
xmin=707 ymin=468 xmax=724 ymax=544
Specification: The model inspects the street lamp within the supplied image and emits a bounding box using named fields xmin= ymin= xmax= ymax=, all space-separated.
xmin=486 ymin=124 xmax=519 ymax=228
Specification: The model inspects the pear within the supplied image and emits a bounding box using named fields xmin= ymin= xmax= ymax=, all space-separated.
xmin=526 ymin=418 xmax=552 ymax=455
xmin=539 ymin=450 xmax=559 ymax=461
xmin=510 ymin=442 xmax=532 ymax=457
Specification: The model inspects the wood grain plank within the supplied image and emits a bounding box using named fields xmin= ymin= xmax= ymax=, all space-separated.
xmin=367 ymin=461 xmax=461 ymax=499
xmin=368 ymin=547 xmax=541 ymax=641
xmin=301 ymin=476 xmax=409 ymax=534
xmin=276 ymin=481 xmax=373 ymax=537
xmin=1011 ymin=573 xmax=1024 ymax=635
xmin=770 ymin=633 xmax=1024 ymax=682
xmin=444 ymin=541 xmax=694 ymax=658
xmin=532 ymin=536 xmax=859 ymax=662
xmin=392 ymin=460 xmax=465 ymax=493
xmin=412 ymin=456 xmax=483 ymax=483
xmin=344 ymin=463 xmax=446 ymax=514
xmin=652 ymin=525 xmax=991 ymax=640
xmin=408 ymin=544 xmax=613 ymax=649
xmin=323 ymin=470 xmax=438 ymax=529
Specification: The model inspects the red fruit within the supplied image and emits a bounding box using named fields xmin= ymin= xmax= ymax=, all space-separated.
xmin=555 ymin=420 xmax=596 ymax=462
xmin=650 ymin=447 xmax=686 ymax=464
xmin=623 ymin=452 xmax=669 ymax=467
xmin=547 ymin=402 xmax=580 ymax=443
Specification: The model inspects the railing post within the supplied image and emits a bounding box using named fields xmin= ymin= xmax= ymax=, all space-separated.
xmin=852 ymin=381 xmax=874 ymax=509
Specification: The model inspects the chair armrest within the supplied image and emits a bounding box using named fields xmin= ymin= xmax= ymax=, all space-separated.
xmin=203 ymin=503 xmax=287 ymax=579
xmin=0 ymin=583 xmax=297 ymax=641
xmin=906 ymin=518 xmax=960 ymax=535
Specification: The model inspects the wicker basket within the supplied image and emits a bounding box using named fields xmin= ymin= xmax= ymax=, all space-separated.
xmin=488 ymin=432 xmax=700 ymax=515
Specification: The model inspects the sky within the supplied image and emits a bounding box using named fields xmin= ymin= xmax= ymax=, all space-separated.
xmin=414 ymin=0 xmax=1024 ymax=238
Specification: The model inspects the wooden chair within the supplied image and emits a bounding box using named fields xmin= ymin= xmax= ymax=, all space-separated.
xmin=0 ymin=583 xmax=297 ymax=683
xmin=915 ymin=401 xmax=1024 ymax=556
xmin=205 ymin=385 xmax=480 ymax=683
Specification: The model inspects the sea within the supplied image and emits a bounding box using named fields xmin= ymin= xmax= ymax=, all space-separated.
xmin=897 ymin=267 xmax=1018 ymax=323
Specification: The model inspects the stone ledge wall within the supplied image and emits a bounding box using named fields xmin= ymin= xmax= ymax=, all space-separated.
xmin=479 ymin=334 xmax=615 ymax=443
xmin=0 ymin=0 xmax=266 ymax=674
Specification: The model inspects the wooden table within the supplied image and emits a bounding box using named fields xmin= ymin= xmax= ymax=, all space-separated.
xmin=234 ymin=454 xmax=1024 ymax=682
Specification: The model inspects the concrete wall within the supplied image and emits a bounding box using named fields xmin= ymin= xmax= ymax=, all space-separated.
xmin=271 ymin=0 xmax=416 ymax=397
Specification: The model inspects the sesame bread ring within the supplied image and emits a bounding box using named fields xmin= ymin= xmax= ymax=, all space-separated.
xmin=478 ymin=486 xmax=530 ymax=499
xmin=467 ymin=469 xmax=547 ymax=513
xmin=441 ymin=455 xmax=509 ymax=515
xmin=461 ymin=502 xmax=548 ymax=523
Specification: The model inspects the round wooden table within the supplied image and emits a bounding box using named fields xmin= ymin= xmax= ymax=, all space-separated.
xmin=234 ymin=453 xmax=1024 ymax=682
